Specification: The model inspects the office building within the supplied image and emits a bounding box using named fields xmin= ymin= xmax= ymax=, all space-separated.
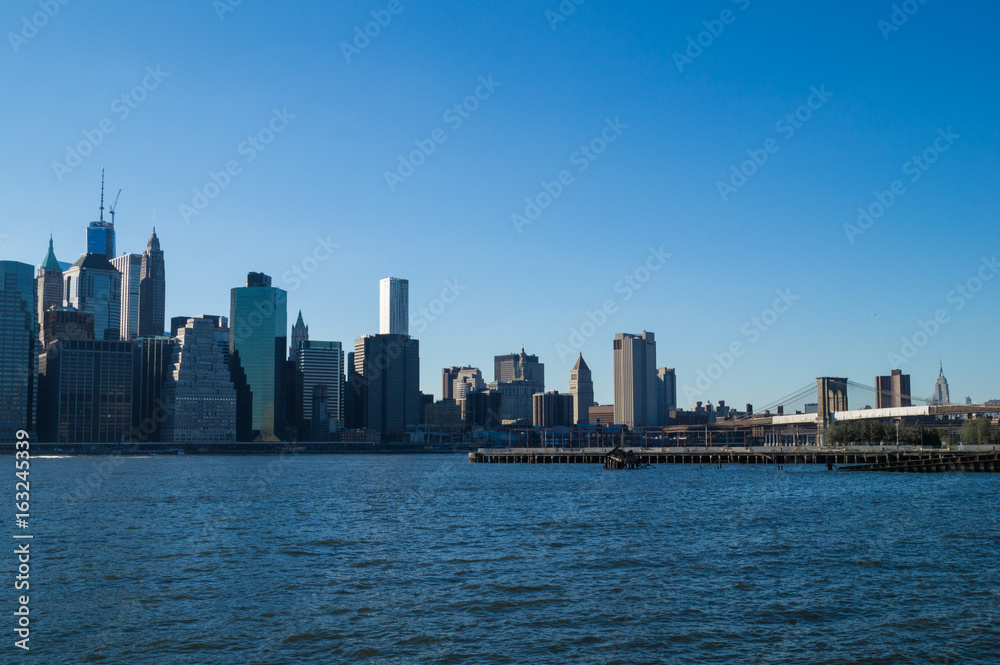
xmin=161 ymin=317 xmax=237 ymax=443
xmin=489 ymin=380 xmax=536 ymax=424
xmin=289 ymin=310 xmax=309 ymax=361
xmin=462 ymin=390 xmax=503 ymax=429
xmin=494 ymin=348 xmax=544 ymax=392
xmin=452 ymin=367 xmax=486 ymax=401
xmin=933 ymin=363 xmax=951 ymax=406
xmin=379 ymin=277 xmax=409 ymax=336
xmin=39 ymin=340 xmax=132 ymax=443
xmin=349 ymin=334 xmax=420 ymax=441
xmin=875 ymin=369 xmax=912 ymax=409
xmin=656 ymin=367 xmax=677 ymax=425
xmin=296 ymin=340 xmax=344 ymax=440
xmin=533 ymin=391 xmax=575 ymax=428
xmin=613 ymin=331 xmax=657 ymax=428
xmin=36 ymin=235 xmax=64 ymax=345
xmin=230 ymin=272 xmax=287 ymax=441
xmin=0 ymin=261 xmax=37 ymax=440
xmin=111 ymin=253 xmax=142 ymax=341
xmin=138 ymin=228 xmax=165 ymax=337
xmin=588 ymin=405 xmax=615 ymax=426
xmin=132 ymin=336 xmax=174 ymax=442
xmin=442 ymin=366 xmax=463 ymax=400
xmin=41 ymin=307 xmax=94 ymax=350
xmin=568 ymin=354 xmax=594 ymax=425
xmin=64 ymin=253 xmax=122 ymax=341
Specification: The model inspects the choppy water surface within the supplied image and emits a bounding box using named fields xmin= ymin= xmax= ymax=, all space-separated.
xmin=23 ymin=455 xmax=1000 ymax=663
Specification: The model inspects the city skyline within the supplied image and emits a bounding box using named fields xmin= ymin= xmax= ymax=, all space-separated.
xmin=1 ymin=2 xmax=998 ymax=408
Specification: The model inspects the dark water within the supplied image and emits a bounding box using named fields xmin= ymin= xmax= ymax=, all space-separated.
xmin=19 ymin=454 xmax=1000 ymax=663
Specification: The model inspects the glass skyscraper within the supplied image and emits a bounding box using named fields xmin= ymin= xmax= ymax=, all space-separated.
xmin=230 ymin=273 xmax=287 ymax=441
xmin=0 ymin=261 xmax=37 ymax=440
xmin=63 ymin=253 xmax=122 ymax=341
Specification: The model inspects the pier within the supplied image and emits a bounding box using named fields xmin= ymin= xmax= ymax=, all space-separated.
xmin=468 ymin=446 xmax=1000 ymax=471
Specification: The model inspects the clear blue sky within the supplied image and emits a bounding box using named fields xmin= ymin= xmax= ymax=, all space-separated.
xmin=1 ymin=0 xmax=997 ymax=408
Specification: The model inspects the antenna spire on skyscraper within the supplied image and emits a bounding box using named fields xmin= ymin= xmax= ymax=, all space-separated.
xmin=99 ymin=166 xmax=105 ymax=222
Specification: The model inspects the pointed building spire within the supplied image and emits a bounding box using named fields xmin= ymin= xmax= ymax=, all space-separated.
xmin=40 ymin=234 xmax=61 ymax=271
xmin=99 ymin=166 xmax=105 ymax=222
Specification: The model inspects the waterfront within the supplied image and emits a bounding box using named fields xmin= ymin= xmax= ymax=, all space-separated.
xmin=24 ymin=454 xmax=1000 ymax=663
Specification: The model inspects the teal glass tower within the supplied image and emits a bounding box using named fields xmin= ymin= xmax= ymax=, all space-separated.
xmin=0 ymin=261 xmax=37 ymax=440
xmin=229 ymin=272 xmax=287 ymax=441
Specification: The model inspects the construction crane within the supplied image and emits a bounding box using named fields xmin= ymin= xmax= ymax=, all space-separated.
xmin=108 ymin=189 xmax=122 ymax=225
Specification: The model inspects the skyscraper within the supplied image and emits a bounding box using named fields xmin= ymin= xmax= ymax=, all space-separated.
xmin=36 ymin=235 xmax=64 ymax=346
xmin=349 ymin=334 xmax=420 ymax=441
xmin=533 ymin=391 xmax=575 ymax=428
xmin=613 ymin=331 xmax=657 ymax=428
xmin=568 ymin=354 xmax=594 ymax=425
xmin=63 ymin=253 xmax=122 ymax=341
xmin=39 ymin=340 xmax=132 ymax=443
xmin=296 ymin=340 xmax=344 ymax=440
xmin=289 ymin=310 xmax=309 ymax=361
xmin=230 ymin=272 xmax=287 ymax=441
xmin=875 ymin=369 xmax=912 ymax=409
xmin=379 ymin=277 xmax=409 ymax=336
xmin=111 ymin=253 xmax=142 ymax=341
xmin=132 ymin=336 xmax=174 ymax=442
xmin=442 ymin=366 xmax=463 ymax=400
xmin=933 ymin=363 xmax=951 ymax=406
xmin=0 ymin=261 xmax=37 ymax=440
xmin=41 ymin=307 xmax=94 ymax=350
xmin=138 ymin=228 xmax=165 ymax=337
xmin=451 ymin=367 xmax=486 ymax=400
xmin=86 ymin=170 xmax=115 ymax=258
xmin=161 ymin=317 xmax=237 ymax=443
xmin=656 ymin=367 xmax=677 ymax=425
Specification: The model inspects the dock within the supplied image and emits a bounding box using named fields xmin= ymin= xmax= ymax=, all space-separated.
xmin=468 ymin=446 xmax=1000 ymax=471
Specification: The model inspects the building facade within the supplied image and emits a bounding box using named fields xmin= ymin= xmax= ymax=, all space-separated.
xmin=289 ymin=310 xmax=309 ymax=361
xmin=39 ymin=340 xmax=132 ymax=443
xmin=875 ymin=369 xmax=912 ymax=409
xmin=229 ymin=272 xmax=287 ymax=441
xmin=533 ymin=391 xmax=575 ymax=428
xmin=613 ymin=331 xmax=657 ymax=428
xmin=379 ymin=277 xmax=409 ymax=336
xmin=111 ymin=253 xmax=142 ymax=341
xmin=0 ymin=261 xmax=37 ymax=440
xmin=64 ymin=253 xmax=122 ymax=341
xmin=656 ymin=367 xmax=677 ymax=425
xmin=132 ymin=336 xmax=174 ymax=442
xmin=41 ymin=307 xmax=94 ymax=350
xmin=138 ymin=228 xmax=166 ymax=337
xmin=933 ymin=364 xmax=951 ymax=406
xmin=568 ymin=354 xmax=594 ymax=425
xmin=296 ymin=340 xmax=344 ymax=440
xmin=36 ymin=236 xmax=64 ymax=346
xmin=494 ymin=348 xmax=544 ymax=392
xmin=161 ymin=316 xmax=237 ymax=443
xmin=349 ymin=333 xmax=420 ymax=441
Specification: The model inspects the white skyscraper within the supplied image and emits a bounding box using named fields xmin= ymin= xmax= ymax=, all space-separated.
xmin=379 ymin=277 xmax=409 ymax=336
xmin=613 ymin=331 xmax=657 ymax=428
xmin=111 ymin=253 xmax=142 ymax=341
